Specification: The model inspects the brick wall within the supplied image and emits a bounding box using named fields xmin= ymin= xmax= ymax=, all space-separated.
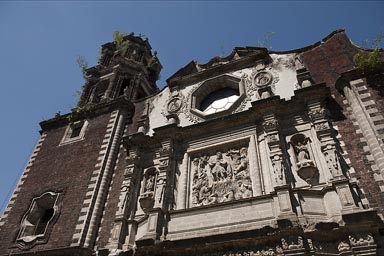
xmin=0 ymin=113 xmax=111 ymax=254
xmin=302 ymin=30 xmax=384 ymax=213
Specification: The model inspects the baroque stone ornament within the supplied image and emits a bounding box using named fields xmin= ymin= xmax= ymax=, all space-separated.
xmin=167 ymin=96 xmax=182 ymax=113
xmin=308 ymin=107 xmax=327 ymax=122
xmin=263 ymin=119 xmax=279 ymax=132
xmin=322 ymin=144 xmax=343 ymax=177
xmin=271 ymin=154 xmax=285 ymax=186
xmin=253 ymin=71 xmax=273 ymax=87
xmin=139 ymin=168 xmax=157 ymax=212
xmin=191 ymin=147 xmax=252 ymax=207
xmin=349 ymin=233 xmax=375 ymax=246
xmin=162 ymin=90 xmax=185 ymax=117
xmin=290 ymin=134 xmax=318 ymax=184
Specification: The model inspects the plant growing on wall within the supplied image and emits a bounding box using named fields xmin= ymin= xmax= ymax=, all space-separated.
xmin=354 ymin=34 xmax=383 ymax=75
xmin=113 ymin=31 xmax=130 ymax=56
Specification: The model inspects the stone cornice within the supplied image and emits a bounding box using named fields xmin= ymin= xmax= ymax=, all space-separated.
xmin=39 ymin=97 xmax=135 ymax=132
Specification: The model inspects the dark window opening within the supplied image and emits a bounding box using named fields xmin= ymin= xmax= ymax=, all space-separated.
xmin=35 ymin=208 xmax=54 ymax=235
xmin=70 ymin=125 xmax=82 ymax=138
xmin=119 ymin=79 xmax=131 ymax=96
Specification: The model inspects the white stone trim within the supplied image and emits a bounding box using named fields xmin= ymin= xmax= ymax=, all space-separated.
xmin=70 ymin=110 xmax=127 ymax=248
xmin=59 ymin=120 xmax=89 ymax=146
xmin=0 ymin=133 xmax=47 ymax=227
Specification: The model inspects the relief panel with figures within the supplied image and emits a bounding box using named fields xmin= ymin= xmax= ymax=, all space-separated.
xmin=190 ymin=147 xmax=252 ymax=207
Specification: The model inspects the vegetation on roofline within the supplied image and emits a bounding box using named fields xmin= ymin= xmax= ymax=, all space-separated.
xmin=113 ymin=31 xmax=130 ymax=56
xmin=353 ymin=34 xmax=383 ymax=75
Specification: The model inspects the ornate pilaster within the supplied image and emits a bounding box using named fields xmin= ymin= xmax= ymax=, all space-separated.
xmin=308 ymin=102 xmax=344 ymax=179
xmin=263 ymin=114 xmax=286 ymax=187
xmin=262 ymin=114 xmax=294 ymax=217
xmin=107 ymin=145 xmax=142 ymax=251
xmin=308 ymin=102 xmax=358 ymax=211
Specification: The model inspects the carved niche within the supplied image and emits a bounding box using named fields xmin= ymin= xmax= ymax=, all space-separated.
xmin=190 ymin=147 xmax=252 ymax=207
xmin=289 ymin=134 xmax=318 ymax=184
xmin=139 ymin=167 xmax=158 ymax=212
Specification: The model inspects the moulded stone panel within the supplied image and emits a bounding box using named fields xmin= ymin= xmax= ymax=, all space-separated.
xmin=300 ymin=195 xmax=326 ymax=215
xmin=167 ymin=198 xmax=276 ymax=240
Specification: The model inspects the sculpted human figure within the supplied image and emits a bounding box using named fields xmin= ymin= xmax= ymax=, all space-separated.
xmin=235 ymin=180 xmax=252 ymax=199
xmin=210 ymin=152 xmax=230 ymax=182
xmin=234 ymin=148 xmax=248 ymax=178
xmin=295 ymin=141 xmax=310 ymax=163
xmin=145 ymin=175 xmax=155 ymax=193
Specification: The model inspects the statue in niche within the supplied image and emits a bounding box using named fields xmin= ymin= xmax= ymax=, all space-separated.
xmin=295 ymin=140 xmax=311 ymax=164
xmin=145 ymin=175 xmax=155 ymax=193
xmin=139 ymin=168 xmax=157 ymax=212
xmin=290 ymin=134 xmax=318 ymax=184
xmin=191 ymin=147 xmax=252 ymax=207
xmin=323 ymin=144 xmax=343 ymax=178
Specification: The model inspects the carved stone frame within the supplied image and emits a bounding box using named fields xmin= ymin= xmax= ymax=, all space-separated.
xmin=189 ymin=74 xmax=246 ymax=120
xmin=15 ymin=191 xmax=61 ymax=250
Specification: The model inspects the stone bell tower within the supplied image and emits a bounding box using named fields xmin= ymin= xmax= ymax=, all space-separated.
xmin=0 ymin=33 xmax=161 ymax=255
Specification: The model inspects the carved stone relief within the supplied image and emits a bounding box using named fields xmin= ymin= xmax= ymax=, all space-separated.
xmin=349 ymin=233 xmax=375 ymax=247
xmin=289 ymin=133 xmax=318 ymax=184
xmin=139 ymin=168 xmax=158 ymax=212
xmin=271 ymin=154 xmax=285 ymax=186
xmin=162 ymin=90 xmax=184 ymax=124
xmin=241 ymin=65 xmax=279 ymax=101
xmin=322 ymin=144 xmax=343 ymax=177
xmin=191 ymin=147 xmax=252 ymax=207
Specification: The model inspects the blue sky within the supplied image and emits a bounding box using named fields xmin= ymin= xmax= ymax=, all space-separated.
xmin=0 ymin=1 xmax=383 ymax=213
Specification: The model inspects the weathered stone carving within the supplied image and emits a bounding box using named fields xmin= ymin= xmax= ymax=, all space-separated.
xmin=271 ymin=154 xmax=285 ymax=186
xmin=117 ymin=183 xmax=130 ymax=214
xmin=186 ymin=245 xmax=283 ymax=256
xmin=254 ymin=71 xmax=273 ymax=87
xmin=167 ymin=97 xmax=183 ymax=113
xmin=281 ymin=236 xmax=304 ymax=250
xmin=308 ymin=107 xmax=326 ymax=122
xmin=349 ymin=233 xmax=375 ymax=247
xmin=323 ymin=144 xmax=343 ymax=177
xmin=191 ymin=147 xmax=252 ymax=207
xmin=139 ymin=168 xmax=157 ymax=212
xmin=263 ymin=119 xmax=279 ymax=132
xmin=338 ymin=241 xmax=350 ymax=252
xmin=290 ymin=134 xmax=318 ymax=184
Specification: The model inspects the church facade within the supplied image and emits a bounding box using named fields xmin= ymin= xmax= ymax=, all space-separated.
xmin=1 ymin=30 xmax=384 ymax=255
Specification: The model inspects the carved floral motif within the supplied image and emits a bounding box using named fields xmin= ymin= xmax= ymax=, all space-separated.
xmin=191 ymin=147 xmax=252 ymax=207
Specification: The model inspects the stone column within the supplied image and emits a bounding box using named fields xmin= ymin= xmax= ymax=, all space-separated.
xmin=176 ymin=151 xmax=189 ymax=209
xmin=262 ymin=114 xmax=294 ymax=217
xmin=308 ymin=102 xmax=343 ymax=180
xmin=107 ymin=146 xmax=141 ymax=251
xmin=249 ymin=134 xmax=263 ymax=196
